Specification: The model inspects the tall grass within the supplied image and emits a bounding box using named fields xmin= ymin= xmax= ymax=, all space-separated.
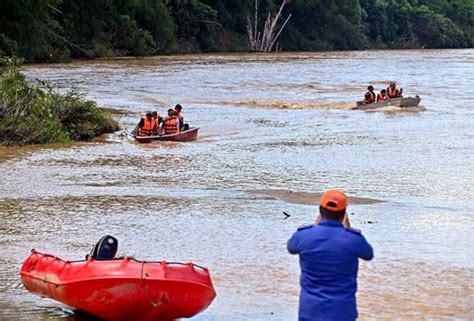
xmin=0 ymin=58 xmax=119 ymax=146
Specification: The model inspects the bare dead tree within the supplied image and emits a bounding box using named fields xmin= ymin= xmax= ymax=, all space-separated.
xmin=247 ymin=0 xmax=291 ymax=52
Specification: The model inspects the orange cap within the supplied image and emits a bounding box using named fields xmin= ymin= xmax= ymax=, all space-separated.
xmin=320 ymin=190 xmax=347 ymax=211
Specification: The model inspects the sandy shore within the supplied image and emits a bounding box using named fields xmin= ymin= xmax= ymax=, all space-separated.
xmin=250 ymin=189 xmax=383 ymax=206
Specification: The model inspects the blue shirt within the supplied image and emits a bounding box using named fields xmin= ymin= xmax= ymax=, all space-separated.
xmin=287 ymin=219 xmax=374 ymax=321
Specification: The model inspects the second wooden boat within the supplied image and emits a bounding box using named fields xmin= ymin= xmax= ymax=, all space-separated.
xmin=353 ymin=96 xmax=421 ymax=110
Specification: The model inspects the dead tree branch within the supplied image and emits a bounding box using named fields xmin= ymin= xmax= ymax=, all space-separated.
xmin=247 ymin=0 xmax=291 ymax=52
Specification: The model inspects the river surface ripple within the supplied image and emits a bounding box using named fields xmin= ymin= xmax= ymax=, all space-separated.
xmin=1 ymin=50 xmax=474 ymax=320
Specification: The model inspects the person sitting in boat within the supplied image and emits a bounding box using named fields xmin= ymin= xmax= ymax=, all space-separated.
xmin=152 ymin=111 xmax=163 ymax=132
xmin=162 ymin=109 xmax=180 ymax=135
xmin=362 ymin=92 xmax=373 ymax=104
xmin=387 ymin=82 xmax=403 ymax=98
xmin=174 ymin=104 xmax=183 ymax=125
xmin=377 ymin=89 xmax=388 ymax=102
xmin=174 ymin=104 xmax=190 ymax=131
xmin=137 ymin=112 xmax=158 ymax=136
xmin=365 ymin=86 xmax=376 ymax=104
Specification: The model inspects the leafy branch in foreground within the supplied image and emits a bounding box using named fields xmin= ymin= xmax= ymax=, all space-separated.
xmin=0 ymin=57 xmax=119 ymax=146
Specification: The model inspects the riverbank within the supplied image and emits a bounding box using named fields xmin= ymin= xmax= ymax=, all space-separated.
xmin=0 ymin=59 xmax=119 ymax=146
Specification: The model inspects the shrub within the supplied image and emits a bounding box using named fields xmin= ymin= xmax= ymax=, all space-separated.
xmin=0 ymin=58 xmax=119 ymax=146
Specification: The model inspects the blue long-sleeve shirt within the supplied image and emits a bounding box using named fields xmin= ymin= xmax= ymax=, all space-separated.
xmin=288 ymin=219 xmax=374 ymax=321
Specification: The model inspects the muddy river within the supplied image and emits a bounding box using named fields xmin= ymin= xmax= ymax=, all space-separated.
xmin=1 ymin=50 xmax=473 ymax=320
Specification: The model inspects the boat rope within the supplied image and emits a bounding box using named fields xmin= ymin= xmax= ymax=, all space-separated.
xmin=30 ymin=250 xmax=208 ymax=269
xmin=140 ymin=261 xmax=163 ymax=308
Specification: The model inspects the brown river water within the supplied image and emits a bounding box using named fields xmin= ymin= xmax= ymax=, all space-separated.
xmin=1 ymin=50 xmax=474 ymax=320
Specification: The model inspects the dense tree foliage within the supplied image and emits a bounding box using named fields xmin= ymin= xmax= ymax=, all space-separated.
xmin=0 ymin=0 xmax=472 ymax=62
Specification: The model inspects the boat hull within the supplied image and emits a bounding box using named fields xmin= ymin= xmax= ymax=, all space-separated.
xmin=134 ymin=127 xmax=199 ymax=143
xmin=20 ymin=250 xmax=216 ymax=321
xmin=353 ymin=96 xmax=421 ymax=110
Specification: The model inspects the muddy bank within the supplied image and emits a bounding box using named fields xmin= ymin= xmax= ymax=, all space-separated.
xmin=250 ymin=189 xmax=383 ymax=206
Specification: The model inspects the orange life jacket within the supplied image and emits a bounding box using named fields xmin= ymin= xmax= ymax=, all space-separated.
xmin=368 ymin=91 xmax=376 ymax=103
xmin=364 ymin=91 xmax=375 ymax=104
xmin=387 ymin=87 xmax=400 ymax=98
xmin=163 ymin=117 xmax=179 ymax=134
xmin=139 ymin=118 xmax=156 ymax=136
xmin=377 ymin=93 xmax=388 ymax=101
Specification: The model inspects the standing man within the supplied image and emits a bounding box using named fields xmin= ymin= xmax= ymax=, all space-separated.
xmin=288 ymin=190 xmax=374 ymax=321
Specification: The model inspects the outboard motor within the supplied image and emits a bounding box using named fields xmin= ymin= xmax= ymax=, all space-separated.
xmin=89 ymin=235 xmax=118 ymax=260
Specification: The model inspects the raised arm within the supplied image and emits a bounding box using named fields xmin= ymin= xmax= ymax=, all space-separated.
xmin=287 ymin=231 xmax=301 ymax=254
xmin=355 ymin=234 xmax=374 ymax=261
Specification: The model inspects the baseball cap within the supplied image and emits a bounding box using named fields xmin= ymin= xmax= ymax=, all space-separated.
xmin=320 ymin=190 xmax=347 ymax=211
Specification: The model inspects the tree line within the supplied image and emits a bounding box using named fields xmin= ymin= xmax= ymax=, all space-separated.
xmin=0 ymin=0 xmax=472 ymax=63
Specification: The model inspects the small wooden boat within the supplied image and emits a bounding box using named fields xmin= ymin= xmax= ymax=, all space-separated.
xmin=353 ymin=96 xmax=421 ymax=110
xmin=134 ymin=127 xmax=199 ymax=143
xmin=20 ymin=250 xmax=216 ymax=321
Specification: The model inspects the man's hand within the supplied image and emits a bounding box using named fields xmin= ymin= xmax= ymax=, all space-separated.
xmin=342 ymin=212 xmax=350 ymax=228
xmin=315 ymin=214 xmax=321 ymax=225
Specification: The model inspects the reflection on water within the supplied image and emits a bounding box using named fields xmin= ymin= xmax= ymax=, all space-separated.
xmin=1 ymin=49 xmax=474 ymax=320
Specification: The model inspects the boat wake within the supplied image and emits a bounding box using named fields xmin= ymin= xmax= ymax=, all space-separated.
xmin=194 ymin=99 xmax=355 ymax=110
xmin=365 ymin=105 xmax=427 ymax=113
xmin=265 ymin=80 xmax=400 ymax=93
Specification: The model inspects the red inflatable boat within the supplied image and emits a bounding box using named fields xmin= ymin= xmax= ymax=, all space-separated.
xmin=20 ymin=250 xmax=216 ymax=321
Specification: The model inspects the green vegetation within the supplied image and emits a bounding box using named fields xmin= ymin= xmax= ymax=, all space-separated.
xmin=0 ymin=58 xmax=119 ymax=146
xmin=0 ymin=0 xmax=472 ymax=62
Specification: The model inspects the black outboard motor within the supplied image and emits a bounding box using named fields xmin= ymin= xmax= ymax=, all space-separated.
xmin=89 ymin=235 xmax=118 ymax=260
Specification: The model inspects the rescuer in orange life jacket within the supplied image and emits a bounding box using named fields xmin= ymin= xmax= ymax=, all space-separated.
xmin=387 ymin=81 xmax=403 ymax=98
xmin=377 ymin=89 xmax=388 ymax=102
xmin=137 ymin=112 xmax=158 ymax=136
xmin=161 ymin=109 xmax=181 ymax=135
xmin=364 ymin=86 xmax=376 ymax=104
xmin=362 ymin=92 xmax=373 ymax=105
